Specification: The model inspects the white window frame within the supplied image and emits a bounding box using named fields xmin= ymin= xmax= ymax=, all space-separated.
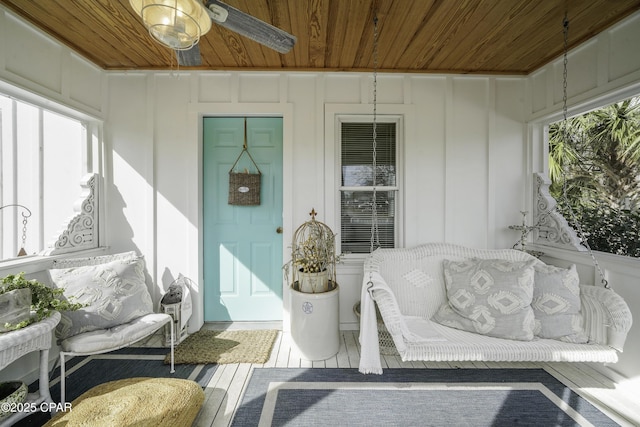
xmin=529 ymin=86 xmax=640 ymax=257
xmin=0 ymin=81 xmax=104 ymax=268
xmin=334 ymin=114 xmax=404 ymax=258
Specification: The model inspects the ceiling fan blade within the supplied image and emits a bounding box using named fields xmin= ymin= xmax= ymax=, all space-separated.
xmin=176 ymin=44 xmax=202 ymax=66
xmin=205 ymin=0 xmax=296 ymax=54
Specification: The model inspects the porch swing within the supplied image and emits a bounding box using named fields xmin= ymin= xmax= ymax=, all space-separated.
xmin=358 ymin=12 xmax=633 ymax=374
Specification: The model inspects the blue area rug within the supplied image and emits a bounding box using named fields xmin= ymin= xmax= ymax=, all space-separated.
xmin=16 ymin=347 xmax=217 ymax=426
xmin=232 ymin=368 xmax=618 ymax=427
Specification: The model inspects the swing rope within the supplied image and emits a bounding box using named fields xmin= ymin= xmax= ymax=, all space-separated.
xmin=559 ymin=14 xmax=609 ymax=289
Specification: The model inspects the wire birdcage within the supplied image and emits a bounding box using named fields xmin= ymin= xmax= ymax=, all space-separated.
xmin=290 ymin=209 xmax=338 ymax=293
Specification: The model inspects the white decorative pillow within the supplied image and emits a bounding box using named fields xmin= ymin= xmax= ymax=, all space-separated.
xmin=533 ymin=264 xmax=587 ymax=343
xmin=432 ymin=258 xmax=537 ymax=341
xmin=49 ymin=253 xmax=154 ymax=340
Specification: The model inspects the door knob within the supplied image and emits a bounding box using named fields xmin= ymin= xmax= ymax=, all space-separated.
xmin=276 ymin=226 xmax=283 ymax=234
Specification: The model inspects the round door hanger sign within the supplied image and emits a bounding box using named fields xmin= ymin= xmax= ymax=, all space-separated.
xmin=302 ymin=301 xmax=313 ymax=314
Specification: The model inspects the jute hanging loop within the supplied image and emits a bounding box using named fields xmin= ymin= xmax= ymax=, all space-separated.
xmin=228 ymin=119 xmax=262 ymax=205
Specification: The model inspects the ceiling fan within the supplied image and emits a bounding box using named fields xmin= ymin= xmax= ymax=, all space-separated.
xmin=129 ymin=0 xmax=297 ymax=67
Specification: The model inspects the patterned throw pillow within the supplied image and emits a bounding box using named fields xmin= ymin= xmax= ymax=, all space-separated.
xmin=432 ymin=258 xmax=537 ymax=341
xmin=49 ymin=255 xmax=153 ymax=340
xmin=532 ymin=264 xmax=587 ymax=343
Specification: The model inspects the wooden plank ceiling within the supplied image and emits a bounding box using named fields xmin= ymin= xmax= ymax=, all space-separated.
xmin=1 ymin=0 xmax=639 ymax=74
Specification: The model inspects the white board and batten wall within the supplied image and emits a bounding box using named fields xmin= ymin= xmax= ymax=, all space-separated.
xmin=104 ymin=70 xmax=530 ymax=330
xmin=1 ymin=5 xmax=639 ymax=384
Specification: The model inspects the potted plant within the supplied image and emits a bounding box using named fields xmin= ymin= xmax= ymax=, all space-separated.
xmin=285 ymin=209 xmax=340 ymax=360
xmin=0 ymin=381 xmax=28 ymax=422
xmin=288 ymin=210 xmax=339 ymax=293
xmin=0 ymin=272 xmax=84 ymax=332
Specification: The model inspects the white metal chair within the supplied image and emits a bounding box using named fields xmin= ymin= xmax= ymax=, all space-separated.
xmin=49 ymin=251 xmax=175 ymax=404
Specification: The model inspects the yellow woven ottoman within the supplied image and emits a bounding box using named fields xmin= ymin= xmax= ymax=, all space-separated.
xmin=45 ymin=377 xmax=204 ymax=427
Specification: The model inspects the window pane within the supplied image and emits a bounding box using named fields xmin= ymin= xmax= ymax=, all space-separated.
xmin=340 ymin=190 xmax=395 ymax=254
xmin=0 ymin=93 xmax=85 ymax=260
xmin=43 ymin=111 xmax=83 ymax=247
xmin=341 ymin=122 xmax=396 ymax=186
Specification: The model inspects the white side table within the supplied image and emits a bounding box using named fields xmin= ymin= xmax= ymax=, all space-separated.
xmin=0 ymin=311 xmax=60 ymax=426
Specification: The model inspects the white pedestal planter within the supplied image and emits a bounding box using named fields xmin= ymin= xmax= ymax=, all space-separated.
xmin=290 ymin=283 xmax=339 ymax=361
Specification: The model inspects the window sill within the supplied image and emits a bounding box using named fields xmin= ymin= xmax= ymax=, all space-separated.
xmin=338 ymin=253 xmax=368 ymax=265
xmin=0 ymin=247 xmax=108 ymax=276
xmin=529 ymin=243 xmax=640 ymax=277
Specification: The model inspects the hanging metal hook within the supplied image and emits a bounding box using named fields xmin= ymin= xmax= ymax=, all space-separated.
xmin=0 ymin=203 xmax=32 ymax=218
xmin=1 ymin=204 xmax=32 ymax=256
xmin=366 ymin=278 xmax=375 ymax=297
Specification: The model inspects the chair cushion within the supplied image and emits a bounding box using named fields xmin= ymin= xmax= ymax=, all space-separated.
xmin=432 ymin=258 xmax=537 ymax=341
xmin=532 ymin=264 xmax=588 ymax=343
xmin=59 ymin=313 xmax=171 ymax=354
xmin=49 ymin=252 xmax=154 ymax=340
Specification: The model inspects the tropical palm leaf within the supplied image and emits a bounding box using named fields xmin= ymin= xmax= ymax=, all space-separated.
xmin=547 ymin=95 xmax=640 ymax=257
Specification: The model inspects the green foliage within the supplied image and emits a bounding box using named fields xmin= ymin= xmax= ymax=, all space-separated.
xmin=557 ymin=201 xmax=640 ymax=257
xmin=549 ymin=97 xmax=640 ymax=258
xmin=0 ymin=272 xmax=85 ymax=330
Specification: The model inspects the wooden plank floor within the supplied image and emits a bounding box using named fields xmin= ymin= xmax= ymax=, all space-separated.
xmin=193 ymin=330 xmax=639 ymax=427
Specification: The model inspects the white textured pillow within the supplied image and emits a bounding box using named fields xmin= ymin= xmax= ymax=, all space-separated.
xmin=50 ymin=255 xmax=153 ymax=340
xmin=432 ymin=258 xmax=537 ymax=341
xmin=533 ymin=264 xmax=587 ymax=343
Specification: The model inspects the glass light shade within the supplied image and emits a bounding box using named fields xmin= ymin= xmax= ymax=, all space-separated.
xmin=129 ymin=0 xmax=212 ymax=50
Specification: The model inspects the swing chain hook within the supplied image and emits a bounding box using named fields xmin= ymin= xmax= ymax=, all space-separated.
xmin=366 ymin=276 xmax=375 ymax=297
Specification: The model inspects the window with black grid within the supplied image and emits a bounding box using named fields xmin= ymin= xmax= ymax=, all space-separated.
xmin=340 ymin=121 xmax=397 ymax=254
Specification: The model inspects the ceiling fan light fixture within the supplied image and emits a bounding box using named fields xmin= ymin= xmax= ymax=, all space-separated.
xmin=129 ymin=0 xmax=212 ymax=50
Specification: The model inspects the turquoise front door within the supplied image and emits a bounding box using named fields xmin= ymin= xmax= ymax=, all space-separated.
xmin=203 ymin=117 xmax=283 ymax=321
